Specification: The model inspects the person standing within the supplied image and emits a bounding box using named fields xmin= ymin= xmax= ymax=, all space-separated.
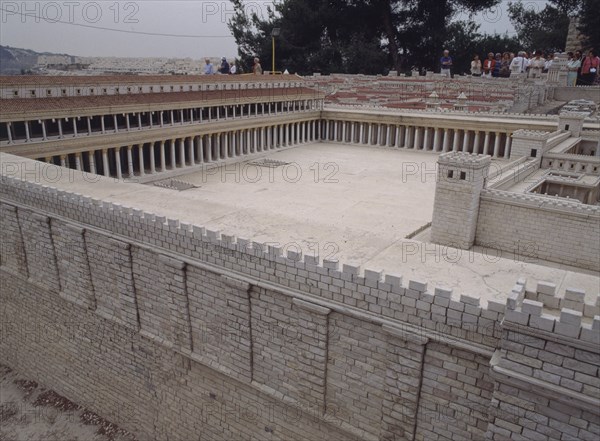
xmin=510 ymin=51 xmax=528 ymax=76
xmin=203 ymin=59 xmax=215 ymax=75
xmin=500 ymin=52 xmax=511 ymax=78
xmin=566 ymin=51 xmax=581 ymax=87
xmin=219 ymin=57 xmax=230 ymax=74
xmin=440 ymin=50 xmax=453 ymax=78
xmin=528 ymin=51 xmax=546 ymax=78
xmin=580 ymin=50 xmax=600 ymax=85
xmin=253 ymin=57 xmax=263 ymax=75
xmin=483 ymin=53 xmax=496 ymax=78
xmin=470 ymin=55 xmax=482 ymax=76
xmin=492 ymin=53 xmax=502 ymax=78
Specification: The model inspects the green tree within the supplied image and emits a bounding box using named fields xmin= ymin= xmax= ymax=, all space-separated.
xmin=228 ymin=0 xmax=501 ymax=75
xmin=578 ymin=0 xmax=600 ymax=51
xmin=507 ymin=0 xmax=582 ymax=53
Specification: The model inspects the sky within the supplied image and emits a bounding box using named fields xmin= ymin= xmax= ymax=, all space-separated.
xmin=0 ymin=0 xmax=549 ymax=59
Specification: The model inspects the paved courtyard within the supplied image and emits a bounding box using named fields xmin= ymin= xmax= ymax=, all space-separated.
xmin=43 ymin=142 xmax=599 ymax=303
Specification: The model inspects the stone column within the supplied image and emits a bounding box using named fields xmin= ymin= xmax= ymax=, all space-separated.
xmin=138 ymin=144 xmax=145 ymax=176
xmin=160 ymin=141 xmax=166 ymax=171
xmin=6 ymin=122 xmax=13 ymax=143
xmin=433 ymin=128 xmax=441 ymax=151
xmin=453 ymin=130 xmax=460 ymax=152
xmin=150 ymin=143 xmax=156 ymax=174
xmin=223 ymin=133 xmax=229 ymax=159
xmin=493 ymin=132 xmax=501 ymax=158
xmin=125 ymin=114 xmax=130 ymax=131
xmin=100 ymin=117 xmax=105 ymax=134
xmin=115 ymin=148 xmax=123 ymax=179
xmin=207 ymin=136 xmax=213 ymax=162
xmin=423 ymin=128 xmax=431 ymax=150
xmin=113 ymin=115 xmax=119 ymax=133
xmin=102 ymin=149 xmax=110 ymax=177
xmin=58 ymin=119 xmax=64 ymax=138
xmin=197 ymin=137 xmax=204 ymax=163
xmin=179 ymin=138 xmax=186 ymax=166
xmin=89 ymin=151 xmax=96 ymax=174
xmin=189 ymin=137 xmax=195 ymax=165
xmin=504 ymin=135 xmax=512 ymax=159
xmin=442 ymin=129 xmax=450 ymax=152
xmin=170 ymin=139 xmax=177 ymax=169
xmin=404 ymin=126 xmax=411 ymax=148
xmin=20 ymin=121 xmax=31 ymax=143
xmin=483 ymin=132 xmax=491 ymax=156
xmin=462 ymin=130 xmax=470 ymax=152
xmin=74 ymin=153 xmax=82 ymax=171
xmin=125 ymin=145 xmax=134 ymax=177
xmin=413 ymin=127 xmax=422 ymax=149
xmin=473 ymin=131 xmax=481 ymax=154
xmin=86 ymin=117 xmax=91 ymax=136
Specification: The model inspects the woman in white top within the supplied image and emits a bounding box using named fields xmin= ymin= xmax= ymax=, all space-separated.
xmin=470 ymin=55 xmax=482 ymax=76
xmin=528 ymin=51 xmax=546 ymax=78
xmin=567 ymin=51 xmax=582 ymax=87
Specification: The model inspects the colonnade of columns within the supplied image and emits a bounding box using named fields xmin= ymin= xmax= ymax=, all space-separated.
xmin=39 ymin=120 xmax=321 ymax=178
xmin=320 ymin=120 xmax=513 ymax=158
xmin=2 ymin=99 xmax=324 ymax=145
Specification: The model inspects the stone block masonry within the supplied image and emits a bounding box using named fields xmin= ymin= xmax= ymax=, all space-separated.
xmin=1 ymin=157 xmax=598 ymax=440
xmin=477 ymin=190 xmax=600 ymax=271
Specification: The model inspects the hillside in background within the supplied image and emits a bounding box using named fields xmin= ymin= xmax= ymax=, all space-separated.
xmin=0 ymin=45 xmax=74 ymax=75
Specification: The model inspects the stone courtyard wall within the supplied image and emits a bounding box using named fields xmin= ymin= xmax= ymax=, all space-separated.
xmin=1 ymin=156 xmax=598 ymax=440
xmin=476 ymin=189 xmax=600 ymax=271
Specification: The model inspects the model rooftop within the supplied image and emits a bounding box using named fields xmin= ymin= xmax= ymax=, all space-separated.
xmin=4 ymin=144 xmax=596 ymax=304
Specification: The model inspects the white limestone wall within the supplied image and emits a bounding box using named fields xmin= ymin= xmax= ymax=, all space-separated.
xmin=476 ymin=190 xmax=600 ymax=271
xmin=1 ymin=155 xmax=598 ymax=441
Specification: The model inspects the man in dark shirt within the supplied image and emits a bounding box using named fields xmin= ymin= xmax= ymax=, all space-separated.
xmin=219 ymin=57 xmax=230 ymax=75
xmin=440 ymin=50 xmax=453 ymax=78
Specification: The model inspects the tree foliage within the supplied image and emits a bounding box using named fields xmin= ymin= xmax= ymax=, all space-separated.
xmin=507 ymin=0 xmax=582 ymax=54
xmin=227 ymin=0 xmax=502 ymax=75
xmin=578 ymin=0 xmax=600 ymax=52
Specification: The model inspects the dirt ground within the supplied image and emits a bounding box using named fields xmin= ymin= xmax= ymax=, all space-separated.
xmin=0 ymin=364 xmax=136 ymax=441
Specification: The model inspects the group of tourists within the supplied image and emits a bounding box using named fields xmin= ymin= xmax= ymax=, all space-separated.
xmin=441 ymin=49 xmax=599 ymax=86
xmin=203 ymin=57 xmax=238 ymax=75
xmin=202 ymin=57 xmax=265 ymax=76
xmin=565 ymin=50 xmax=599 ymax=86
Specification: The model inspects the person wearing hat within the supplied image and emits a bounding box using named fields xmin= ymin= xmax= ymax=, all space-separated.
xmin=219 ymin=57 xmax=230 ymax=74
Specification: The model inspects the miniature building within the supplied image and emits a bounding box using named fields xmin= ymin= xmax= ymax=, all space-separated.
xmin=0 ymin=74 xmax=599 ymax=441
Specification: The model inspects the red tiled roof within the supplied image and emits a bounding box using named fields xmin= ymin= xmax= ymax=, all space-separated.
xmin=0 ymin=74 xmax=304 ymax=87
xmin=0 ymin=87 xmax=322 ymax=117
